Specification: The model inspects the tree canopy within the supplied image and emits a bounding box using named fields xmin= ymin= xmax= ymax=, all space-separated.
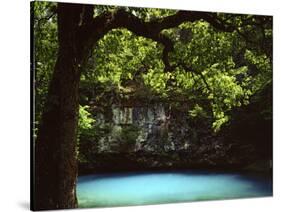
xmin=34 ymin=2 xmax=272 ymax=133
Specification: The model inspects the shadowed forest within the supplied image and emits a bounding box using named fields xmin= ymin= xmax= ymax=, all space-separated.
xmin=32 ymin=1 xmax=272 ymax=210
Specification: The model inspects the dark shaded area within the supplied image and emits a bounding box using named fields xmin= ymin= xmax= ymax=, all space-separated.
xmin=221 ymin=81 xmax=273 ymax=167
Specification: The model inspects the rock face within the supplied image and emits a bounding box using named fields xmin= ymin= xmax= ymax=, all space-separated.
xmin=94 ymin=103 xmax=191 ymax=153
xmin=78 ymin=101 xmax=248 ymax=174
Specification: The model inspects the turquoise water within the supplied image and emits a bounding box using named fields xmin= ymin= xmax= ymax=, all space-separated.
xmin=77 ymin=171 xmax=272 ymax=208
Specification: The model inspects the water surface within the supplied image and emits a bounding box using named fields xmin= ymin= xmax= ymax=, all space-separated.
xmin=77 ymin=170 xmax=272 ymax=208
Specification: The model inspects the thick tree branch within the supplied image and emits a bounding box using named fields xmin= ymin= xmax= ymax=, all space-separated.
xmin=79 ymin=7 xmax=271 ymax=72
xmin=81 ymin=9 xmax=236 ymax=71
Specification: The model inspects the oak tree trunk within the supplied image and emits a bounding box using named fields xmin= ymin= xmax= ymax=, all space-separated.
xmin=34 ymin=3 xmax=89 ymax=210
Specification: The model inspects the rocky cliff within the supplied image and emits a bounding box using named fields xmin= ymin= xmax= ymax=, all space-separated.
xmin=78 ymin=99 xmax=260 ymax=174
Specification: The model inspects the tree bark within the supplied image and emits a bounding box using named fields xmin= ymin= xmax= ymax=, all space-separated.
xmin=34 ymin=3 xmax=86 ymax=210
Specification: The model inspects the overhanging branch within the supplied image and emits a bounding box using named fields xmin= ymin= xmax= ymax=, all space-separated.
xmin=81 ymin=9 xmax=236 ymax=71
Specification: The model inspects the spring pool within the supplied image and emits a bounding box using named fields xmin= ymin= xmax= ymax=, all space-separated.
xmin=77 ymin=170 xmax=272 ymax=208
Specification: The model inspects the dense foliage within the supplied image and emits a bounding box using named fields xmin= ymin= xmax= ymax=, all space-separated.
xmin=34 ymin=2 xmax=58 ymax=133
xmin=34 ymin=2 xmax=272 ymax=147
